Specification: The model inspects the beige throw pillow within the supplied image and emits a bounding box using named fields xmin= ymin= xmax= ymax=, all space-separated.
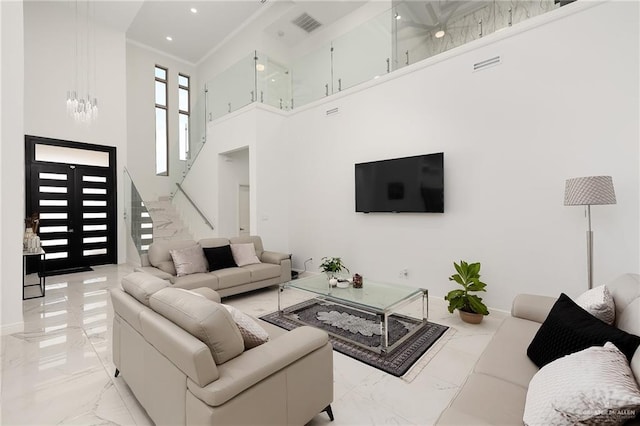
xmin=222 ymin=304 xmax=269 ymax=349
xmin=576 ymin=285 xmax=616 ymax=325
xmin=523 ymin=342 xmax=640 ymax=425
xmin=230 ymin=243 xmax=261 ymax=267
xmin=169 ymin=244 xmax=208 ymax=277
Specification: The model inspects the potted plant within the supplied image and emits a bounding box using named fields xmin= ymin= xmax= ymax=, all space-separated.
xmin=444 ymin=260 xmax=489 ymax=324
xmin=319 ymin=257 xmax=349 ymax=283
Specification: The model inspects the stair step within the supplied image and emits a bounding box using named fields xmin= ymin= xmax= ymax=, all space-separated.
xmin=143 ymin=197 xmax=193 ymax=244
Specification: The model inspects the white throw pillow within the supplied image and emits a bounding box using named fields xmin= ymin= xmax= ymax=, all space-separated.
xmin=523 ymin=342 xmax=640 ymax=426
xmin=230 ymin=243 xmax=261 ymax=267
xmin=576 ymin=285 xmax=616 ymax=325
xmin=169 ymin=244 xmax=208 ymax=277
xmin=222 ymin=304 xmax=269 ymax=349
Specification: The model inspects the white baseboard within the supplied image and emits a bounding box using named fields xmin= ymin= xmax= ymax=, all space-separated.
xmin=1 ymin=321 xmax=24 ymax=335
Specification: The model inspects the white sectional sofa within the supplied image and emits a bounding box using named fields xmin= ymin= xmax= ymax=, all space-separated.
xmin=437 ymin=273 xmax=640 ymax=425
xmin=111 ymin=272 xmax=334 ymax=425
xmin=136 ymin=235 xmax=291 ymax=298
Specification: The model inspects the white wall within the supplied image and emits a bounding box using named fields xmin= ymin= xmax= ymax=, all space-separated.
xmin=285 ymin=1 xmax=639 ymax=310
xmin=1 ymin=0 xmax=26 ymax=330
xmin=23 ymin=1 xmax=128 ymax=264
xmin=254 ymin=108 xmax=289 ymax=253
xmin=126 ymin=41 xmax=196 ymax=200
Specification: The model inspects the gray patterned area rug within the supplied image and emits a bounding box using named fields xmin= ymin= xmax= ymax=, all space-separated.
xmin=260 ymin=299 xmax=449 ymax=377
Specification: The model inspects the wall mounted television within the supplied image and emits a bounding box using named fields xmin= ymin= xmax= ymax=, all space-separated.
xmin=355 ymin=152 xmax=444 ymax=213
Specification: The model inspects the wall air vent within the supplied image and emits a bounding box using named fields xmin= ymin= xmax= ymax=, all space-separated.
xmin=292 ymin=13 xmax=322 ymax=33
xmin=326 ymin=107 xmax=339 ymax=116
xmin=473 ymin=55 xmax=501 ymax=72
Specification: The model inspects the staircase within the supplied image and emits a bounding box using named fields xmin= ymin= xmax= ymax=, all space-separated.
xmin=145 ymin=197 xmax=193 ymax=243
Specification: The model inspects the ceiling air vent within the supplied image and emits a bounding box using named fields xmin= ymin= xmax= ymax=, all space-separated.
xmin=473 ymin=55 xmax=501 ymax=72
xmin=292 ymin=13 xmax=322 ymax=33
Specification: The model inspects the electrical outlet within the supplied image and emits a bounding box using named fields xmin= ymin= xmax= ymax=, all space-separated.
xmin=399 ymin=269 xmax=408 ymax=279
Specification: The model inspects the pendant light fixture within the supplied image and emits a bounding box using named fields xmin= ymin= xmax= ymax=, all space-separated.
xmin=66 ymin=0 xmax=98 ymax=122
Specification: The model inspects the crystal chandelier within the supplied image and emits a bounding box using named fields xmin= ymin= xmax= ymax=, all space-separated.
xmin=66 ymin=0 xmax=98 ymax=122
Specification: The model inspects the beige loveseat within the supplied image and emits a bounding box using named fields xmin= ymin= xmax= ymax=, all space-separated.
xmin=111 ymin=272 xmax=334 ymax=425
xmin=136 ymin=236 xmax=291 ymax=298
xmin=437 ymin=273 xmax=640 ymax=425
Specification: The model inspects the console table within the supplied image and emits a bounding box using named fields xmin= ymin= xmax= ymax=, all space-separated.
xmin=23 ymin=249 xmax=46 ymax=300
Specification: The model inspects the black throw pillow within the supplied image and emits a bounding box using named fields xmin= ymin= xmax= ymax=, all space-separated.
xmin=527 ymin=293 xmax=640 ymax=368
xmin=203 ymin=245 xmax=237 ymax=271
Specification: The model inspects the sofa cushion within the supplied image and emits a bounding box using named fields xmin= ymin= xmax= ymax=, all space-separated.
xmin=527 ymin=293 xmax=640 ymax=368
xmin=173 ymin=272 xmax=219 ymax=290
xmin=121 ymin=272 xmax=169 ymax=306
xmin=222 ymin=304 xmax=269 ymax=349
xmin=210 ymin=267 xmax=251 ymax=290
xmin=474 ymin=316 xmax=541 ymax=388
xmin=149 ymin=287 xmax=244 ymax=364
xmin=439 ymin=373 xmax=528 ymax=425
xmin=241 ymin=263 xmax=281 ymax=282
xmin=608 ymin=273 xmax=640 ymax=318
xmin=148 ymin=240 xmax=197 ymax=276
xmin=575 ymin=285 xmax=615 ymax=325
xmin=198 ymin=237 xmax=231 ymax=249
xmin=230 ymin=243 xmax=261 ymax=267
xmin=170 ymin=244 xmax=208 ymax=277
xmin=203 ymin=245 xmax=237 ymax=271
xmin=524 ymin=342 xmax=640 ymax=425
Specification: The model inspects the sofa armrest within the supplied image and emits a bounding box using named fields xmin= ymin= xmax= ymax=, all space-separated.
xmin=261 ymin=250 xmax=290 ymax=265
xmin=135 ymin=266 xmax=175 ymax=283
xmin=511 ymin=294 xmax=557 ymax=323
xmin=187 ymin=326 xmax=329 ymax=407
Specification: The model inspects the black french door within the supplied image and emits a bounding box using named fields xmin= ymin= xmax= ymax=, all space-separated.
xmin=25 ymin=136 xmax=117 ymax=273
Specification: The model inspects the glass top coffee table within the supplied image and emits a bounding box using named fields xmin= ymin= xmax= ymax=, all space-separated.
xmin=278 ymin=274 xmax=428 ymax=354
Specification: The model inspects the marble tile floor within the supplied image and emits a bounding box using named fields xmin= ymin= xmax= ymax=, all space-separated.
xmin=1 ymin=265 xmax=507 ymax=425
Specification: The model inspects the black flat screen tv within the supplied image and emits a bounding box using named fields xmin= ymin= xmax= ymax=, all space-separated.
xmin=355 ymin=153 xmax=444 ymax=213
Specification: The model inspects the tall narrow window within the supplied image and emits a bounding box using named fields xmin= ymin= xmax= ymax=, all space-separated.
xmin=178 ymin=74 xmax=190 ymax=161
xmin=155 ymin=66 xmax=168 ymax=176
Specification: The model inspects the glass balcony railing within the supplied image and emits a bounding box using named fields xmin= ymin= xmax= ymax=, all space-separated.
xmin=195 ymin=0 xmax=560 ymax=119
xmin=178 ymin=0 xmax=562 ymax=184
xmin=123 ymin=168 xmax=153 ymax=256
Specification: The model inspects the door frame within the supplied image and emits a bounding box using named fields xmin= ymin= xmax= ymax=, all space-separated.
xmin=25 ymin=135 xmax=118 ymax=268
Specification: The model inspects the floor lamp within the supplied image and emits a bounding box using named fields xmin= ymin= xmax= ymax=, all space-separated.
xmin=564 ymin=176 xmax=616 ymax=289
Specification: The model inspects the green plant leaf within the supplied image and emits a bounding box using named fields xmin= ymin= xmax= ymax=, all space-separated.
xmin=444 ymin=289 xmax=466 ymax=313
xmin=466 ymin=280 xmax=486 ymax=292
xmin=445 ymin=289 xmax=465 ymax=300
xmin=468 ymin=262 xmax=481 ymax=277
xmin=467 ymin=294 xmax=489 ymax=315
xmin=453 ymin=261 xmax=464 ymax=276
xmin=449 ymin=274 xmax=465 ymax=286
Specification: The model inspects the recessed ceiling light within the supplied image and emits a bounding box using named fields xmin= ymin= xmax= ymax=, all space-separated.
xmin=435 ymin=30 xmax=445 ymax=38
xmin=395 ymin=13 xmax=401 ymax=20
xmin=166 ymin=36 xmax=173 ymax=41
xmin=190 ymin=7 xmax=198 ymax=13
